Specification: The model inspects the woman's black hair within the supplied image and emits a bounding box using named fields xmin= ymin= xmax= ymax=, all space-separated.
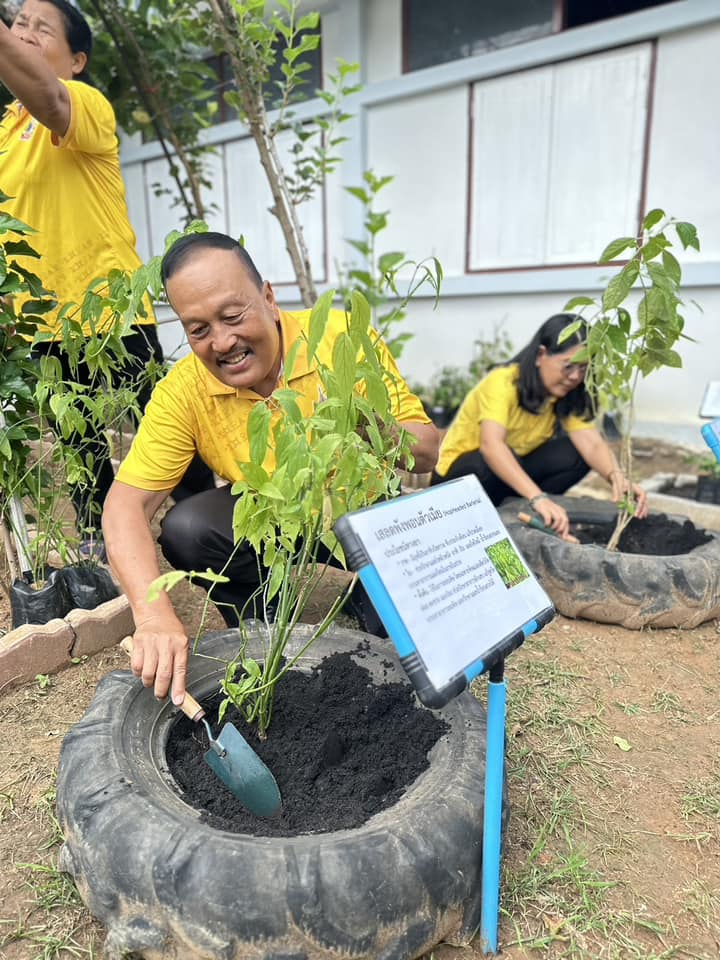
xmin=161 ymin=232 xmax=264 ymax=291
xmin=42 ymin=0 xmax=93 ymax=84
xmin=510 ymin=313 xmax=593 ymax=419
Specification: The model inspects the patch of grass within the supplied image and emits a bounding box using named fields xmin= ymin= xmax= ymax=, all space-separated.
xmin=0 ymin=860 xmax=96 ymax=960
xmin=17 ymin=862 xmax=83 ymax=911
xmin=615 ymin=700 xmax=642 ymax=716
xmin=682 ymin=773 xmax=720 ymax=823
xmin=36 ymin=781 xmax=64 ymax=850
xmin=683 ymin=879 xmax=720 ymax=936
xmin=0 ymin=921 xmax=95 ymax=960
xmin=651 ymin=689 xmax=687 ymax=721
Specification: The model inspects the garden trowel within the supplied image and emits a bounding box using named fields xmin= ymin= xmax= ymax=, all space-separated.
xmin=120 ymin=637 xmax=281 ymax=817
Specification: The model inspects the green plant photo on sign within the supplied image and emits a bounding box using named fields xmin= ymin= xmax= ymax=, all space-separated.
xmin=561 ymin=209 xmax=700 ymax=550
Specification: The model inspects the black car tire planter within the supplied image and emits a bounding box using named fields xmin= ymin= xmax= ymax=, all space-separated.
xmin=500 ymin=495 xmax=720 ymax=629
xmin=57 ymin=626 xmax=492 ymax=960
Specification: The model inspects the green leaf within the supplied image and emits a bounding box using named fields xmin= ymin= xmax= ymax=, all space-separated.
xmin=661 ymin=250 xmax=682 ymax=285
xmin=258 ymin=481 xmax=285 ymax=500
xmin=642 ymin=209 xmax=665 ymax=231
xmin=0 ymin=212 xmax=35 ymax=234
xmin=146 ymin=570 xmax=189 ymax=602
xmin=563 ymin=296 xmax=595 ymax=311
xmin=307 ymin=289 xmax=334 ymax=360
xmin=613 ymin=736 xmax=632 ymax=752
xmin=675 ymin=221 xmax=700 ymax=251
xmin=641 ymin=235 xmax=669 ymax=261
xmin=602 ymin=272 xmax=633 ymax=311
xmin=248 ymin=401 xmax=271 ymax=465
xmin=332 ymin=332 xmax=357 ymax=400
xmin=193 ymin=568 xmax=231 ymax=584
xmin=598 ymin=236 xmax=636 ymax=263
xmin=605 ymin=325 xmax=627 ymax=351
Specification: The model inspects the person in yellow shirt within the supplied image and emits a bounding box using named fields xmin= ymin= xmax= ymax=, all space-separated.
xmin=432 ymin=314 xmax=647 ymax=538
xmin=103 ymin=231 xmax=440 ymax=704
xmin=0 ymin=0 xmax=213 ymax=556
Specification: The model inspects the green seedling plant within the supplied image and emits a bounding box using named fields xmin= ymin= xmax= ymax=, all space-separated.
xmin=562 ymin=209 xmax=700 ymax=550
xmin=151 ymin=286 xmax=434 ymax=738
xmin=0 ymin=197 xmax=59 ymax=583
xmin=339 ymin=169 xmax=443 ymax=358
xmin=684 ymin=451 xmax=720 ymax=480
xmin=1 ymin=189 xmax=166 ymax=588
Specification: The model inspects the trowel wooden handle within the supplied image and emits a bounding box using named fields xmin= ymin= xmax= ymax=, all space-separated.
xmin=119 ymin=636 xmax=206 ymax=723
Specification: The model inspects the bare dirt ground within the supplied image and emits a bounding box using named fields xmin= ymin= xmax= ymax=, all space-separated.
xmin=1 ymin=438 xmax=718 ymax=959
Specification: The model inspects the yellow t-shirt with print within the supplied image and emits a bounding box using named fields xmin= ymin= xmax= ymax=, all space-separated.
xmin=116 ymin=307 xmax=430 ymax=491
xmin=0 ymin=79 xmax=153 ymax=336
xmin=435 ymin=363 xmax=593 ymax=476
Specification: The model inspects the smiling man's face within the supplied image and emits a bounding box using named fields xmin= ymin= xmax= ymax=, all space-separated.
xmin=166 ymin=247 xmax=283 ymax=396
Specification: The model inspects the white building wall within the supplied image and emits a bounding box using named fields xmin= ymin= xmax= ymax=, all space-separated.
xmin=119 ymin=0 xmax=720 ymax=444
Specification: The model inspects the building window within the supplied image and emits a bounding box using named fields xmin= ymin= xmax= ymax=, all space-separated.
xmin=564 ymin=0 xmax=674 ymax=29
xmin=468 ymin=44 xmax=652 ymax=271
xmin=404 ymin=0 xmax=554 ymax=73
xmin=403 ymin=0 xmax=674 ymax=73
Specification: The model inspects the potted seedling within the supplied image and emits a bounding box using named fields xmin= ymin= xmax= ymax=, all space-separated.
xmin=561 ymin=209 xmax=701 ymax=549
xmin=0 ymin=196 xmax=156 ymax=625
xmin=501 ymin=212 xmax=720 ymax=629
xmin=57 ymin=287 xmax=496 ymax=960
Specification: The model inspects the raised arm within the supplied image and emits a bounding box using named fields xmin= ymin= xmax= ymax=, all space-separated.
xmin=0 ymin=16 xmax=72 ymax=136
xmin=102 ymin=480 xmax=191 ymax=703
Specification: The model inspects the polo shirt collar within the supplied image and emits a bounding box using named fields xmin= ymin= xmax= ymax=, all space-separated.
xmin=197 ymin=308 xmax=316 ymax=398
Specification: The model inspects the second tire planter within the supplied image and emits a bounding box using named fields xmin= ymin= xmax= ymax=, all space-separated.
xmin=57 ymin=625 xmax=492 ymax=960
xmin=500 ymin=495 xmax=720 ymax=629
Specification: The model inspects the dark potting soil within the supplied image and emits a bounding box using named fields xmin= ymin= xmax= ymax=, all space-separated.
xmin=670 ymin=482 xmax=701 ymax=501
xmin=572 ymin=512 xmax=712 ymax=555
xmin=165 ymin=648 xmax=449 ymax=837
xmin=668 ymin=481 xmax=720 ymax=506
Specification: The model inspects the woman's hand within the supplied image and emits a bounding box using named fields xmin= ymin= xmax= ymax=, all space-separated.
xmin=531 ymin=495 xmax=571 ymax=538
xmin=608 ymin=470 xmax=648 ymax=519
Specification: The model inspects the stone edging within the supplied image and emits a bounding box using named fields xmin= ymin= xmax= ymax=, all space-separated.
xmin=0 ymin=595 xmax=134 ymax=692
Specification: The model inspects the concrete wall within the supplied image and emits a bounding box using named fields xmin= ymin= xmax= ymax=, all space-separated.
xmin=120 ymin=0 xmax=720 ymax=443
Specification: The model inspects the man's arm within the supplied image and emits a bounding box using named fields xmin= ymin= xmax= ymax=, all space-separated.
xmin=102 ymin=480 xmax=191 ymax=703
xmin=0 ymin=21 xmax=71 ymax=136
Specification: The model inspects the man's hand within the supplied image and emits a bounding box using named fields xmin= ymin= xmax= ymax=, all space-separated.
xmin=129 ymin=616 xmax=189 ymax=704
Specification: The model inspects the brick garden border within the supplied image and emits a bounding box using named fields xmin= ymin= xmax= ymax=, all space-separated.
xmin=0 ymin=595 xmax=134 ymax=692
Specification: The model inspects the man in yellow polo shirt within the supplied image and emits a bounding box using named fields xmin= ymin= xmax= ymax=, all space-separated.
xmin=103 ymin=232 xmax=439 ymax=704
xmin=0 ymin=0 xmax=213 ymax=554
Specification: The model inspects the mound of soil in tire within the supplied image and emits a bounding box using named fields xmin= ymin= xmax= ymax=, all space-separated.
xmin=166 ymin=649 xmax=449 ymax=837
xmin=573 ymin=513 xmax=711 ymax=555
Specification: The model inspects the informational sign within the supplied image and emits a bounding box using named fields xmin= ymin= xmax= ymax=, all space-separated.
xmin=700 ymin=381 xmax=720 ymax=419
xmin=338 ymin=475 xmax=552 ymax=691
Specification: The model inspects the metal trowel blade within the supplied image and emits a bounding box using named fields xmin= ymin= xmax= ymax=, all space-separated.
xmin=204 ymin=722 xmax=282 ymax=818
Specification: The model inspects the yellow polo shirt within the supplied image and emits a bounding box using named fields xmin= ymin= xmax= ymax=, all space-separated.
xmin=117 ymin=308 xmax=430 ymax=491
xmin=0 ymin=79 xmax=153 ymax=336
xmin=436 ymin=363 xmax=593 ymax=476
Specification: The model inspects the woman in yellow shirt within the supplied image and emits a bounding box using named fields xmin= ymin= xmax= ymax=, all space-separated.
xmin=432 ymin=314 xmax=647 ymax=539
xmin=0 ymin=0 xmax=213 ymax=556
